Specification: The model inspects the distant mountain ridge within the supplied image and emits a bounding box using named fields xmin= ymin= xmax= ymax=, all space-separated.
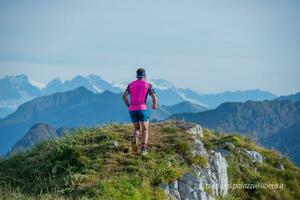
xmin=0 ymin=74 xmax=279 ymax=118
xmin=0 ymin=74 xmax=41 ymax=101
xmin=264 ymin=119 xmax=300 ymax=165
xmin=150 ymin=79 xmax=277 ymax=107
xmin=170 ymin=100 xmax=300 ymax=165
xmin=178 ymin=89 xmax=277 ymax=108
xmin=277 ymin=92 xmax=300 ymax=103
xmin=43 ymin=74 xmax=121 ymax=95
xmin=161 ymin=101 xmax=207 ymax=114
xmin=0 ymin=74 xmax=123 ymax=118
xmin=7 ymin=123 xmax=72 ymax=156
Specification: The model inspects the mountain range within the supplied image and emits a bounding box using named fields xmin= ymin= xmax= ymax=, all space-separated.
xmin=43 ymin=74 xmax=122 ymax=95
xmin=0 ymin=74 xmax=278 ymax=118
xmin=277 ymin=92 xmax=300 ymax=103
xmin=178 ymin=88 xmax=277 ymax=108
xmin=170 ymin=100 xmax=300 ymax=165
xmin=0 ymin=87 xmax=207 ymax=155
xmin=0 ymin=74 xmax=41 ymax=101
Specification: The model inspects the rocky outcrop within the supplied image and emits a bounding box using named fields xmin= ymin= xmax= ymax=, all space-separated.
xmin=275 ymin=163 xmax=285 ymax=170
xmin=160 ymin=122 xmax=228 ymax=200
xmin=214 ymin=142 xmax=235 ymax=158
xmin=243 ymin=149 xmax=263 ymax=163
xmin=214 ymin=148 xmax=230 ymax=158
xmin=171 ymin=121 xmax=204 ymax=138
xmin=223 ymin=142 xmax=235 ymax=150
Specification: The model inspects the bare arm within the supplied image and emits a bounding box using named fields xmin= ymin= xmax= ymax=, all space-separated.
xmin=150 ymin=93 xmax=157 ymax=109
xmin=123 ymin=90 xmax=130 ymax=107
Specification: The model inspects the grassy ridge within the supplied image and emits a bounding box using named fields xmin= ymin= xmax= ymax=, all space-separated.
xmin=0 ymin=122 xmax=300 ymax=200
xmin=0 ymin=123 xmax=194 ymax=199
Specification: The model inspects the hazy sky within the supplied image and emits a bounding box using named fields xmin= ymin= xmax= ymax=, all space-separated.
xmin=0 ymin=0 xmax=300 ymax=95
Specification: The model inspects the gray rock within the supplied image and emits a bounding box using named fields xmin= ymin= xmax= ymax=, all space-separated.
xmin=160 ymin=122 xmax=228 ymax=200
xmin=112 ymin=140 xmax=118 ymax=149
xmin=223 ymin=142 xmax=235 ymax=150
xmin=275 ymin=163 xmax=285 ymax=170
xmin=214 ymin=147 xmax=230 ymax=158
xmin=169 ymin=180 xmax=182 ymax=199
xmin=210 ymin=153 xmax=228 ymax=196
xmin=171 ymin=121 xmax=204 ymax=138
xmin=243 ymin=149 xmax=263 ymax=163
xmin=159 ymin=183 xmax=170 ymax=194
xmin=186 ymin=124 xmax=203 ymax=138
xmin=193 ymin=135 xmax=208 ymax=158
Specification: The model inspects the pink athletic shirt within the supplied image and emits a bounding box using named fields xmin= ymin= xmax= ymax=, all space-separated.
xmin=126 ymin=79 xmax=155 ymax=111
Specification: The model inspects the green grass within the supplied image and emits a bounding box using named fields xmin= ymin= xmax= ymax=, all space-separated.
xmin=190 ymin=155 xmax=208 ymax=167
xmin=0 ymin=123 xmax=196 ymax=199
xmin=1 ymin=123 xmax=300 ymax=200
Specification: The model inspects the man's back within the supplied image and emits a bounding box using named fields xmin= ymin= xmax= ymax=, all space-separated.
xmin=127 ymin=79 xmax=153 ymax=111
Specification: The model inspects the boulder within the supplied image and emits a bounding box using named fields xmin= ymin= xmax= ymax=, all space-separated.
xmin=112 ymin=140 xmax=118 ymax=149
xmin=243 ymin=149 xmax=263 ymax=163
xmin=223 ymin=142 xmax=235 ymax=150
xmin=171 ymin=121 xmax=203 ymax=138
xmin=275 ymin=163 xmax=285 ymax=170
xmin=214 ymin=147 xmax=230 ymax=158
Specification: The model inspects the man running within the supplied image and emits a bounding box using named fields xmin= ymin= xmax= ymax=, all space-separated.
xmin=123 ymin=68 xmax=157 ymax=155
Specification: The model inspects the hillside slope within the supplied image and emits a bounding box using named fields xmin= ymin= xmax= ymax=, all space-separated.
xmin=262 ymin=120 xmax=300 ymax=165
xmin=0 ymin=122 xmax=299 ymax=200
xmin=0 ymin=107 xmax=13 ymax=118
xmin=170 ymin=100 xmax=300 ymax=165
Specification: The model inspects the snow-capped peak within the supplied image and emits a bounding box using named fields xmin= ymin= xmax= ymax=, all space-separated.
xmin=150 ymin=79 xmax=176 ymax=90
xmin=92 ymin=85 xmax=103 ymax=93
xmin=29 ymin=79 xmax=46 ymax=89
xmin=86 ymin=74 xmax=102 ymax=81
xmin=112 ymin=81 xmax=128 ymax=90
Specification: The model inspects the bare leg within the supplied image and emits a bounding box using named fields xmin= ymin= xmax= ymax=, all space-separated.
xmin=131 ymin=122 xmax=140 ymax=153
xmin=140 ymin=121 xmax=149 ymax=146
xmin=133 ymin=122 xmax=140 ymax=139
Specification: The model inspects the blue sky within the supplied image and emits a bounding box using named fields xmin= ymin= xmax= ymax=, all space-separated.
xmin=0 ymin=0 xmax=299 ymax=95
